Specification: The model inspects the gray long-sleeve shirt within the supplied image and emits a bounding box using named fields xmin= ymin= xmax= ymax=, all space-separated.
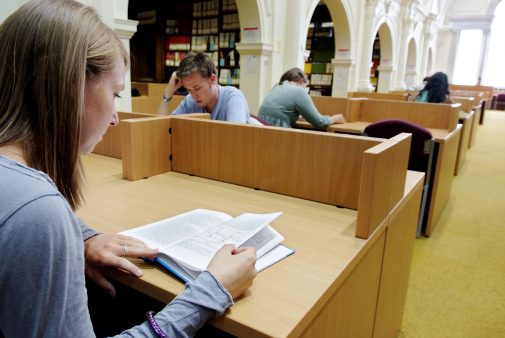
xmin=0 ymin=156 xmax=233 ymax=337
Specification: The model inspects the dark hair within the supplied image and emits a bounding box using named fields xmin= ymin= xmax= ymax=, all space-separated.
xmin=420 ymin=72 xmax=450 ymax=103
xmin=279 ymin=68 xmax=308 ymax=85
xmin=0 ymin=0 xmax=128 ymax=209
xmin=177 ymin=51 xmax=216 ymax=79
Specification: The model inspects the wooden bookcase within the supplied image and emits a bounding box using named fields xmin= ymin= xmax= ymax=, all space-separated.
xmin=305 ymin=4 xmax=334 ymax=96
xmin=128 ymin=0 xmax=241 ymax=86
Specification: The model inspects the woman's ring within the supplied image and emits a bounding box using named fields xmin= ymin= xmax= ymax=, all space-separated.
xmin=122 ymin=242 xmax=128 ymax=257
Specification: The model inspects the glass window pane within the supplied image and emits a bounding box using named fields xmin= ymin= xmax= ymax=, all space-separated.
xmin=452 ymin=29 xmax=483 ymax=85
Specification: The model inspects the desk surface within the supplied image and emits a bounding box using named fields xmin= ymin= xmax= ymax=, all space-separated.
xmin=296 ymin=120 xmax=453 ymax=143
xmin=78 ymin=154 xmax=422 ymax=337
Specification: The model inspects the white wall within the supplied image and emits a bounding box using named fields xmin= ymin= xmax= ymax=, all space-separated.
xmin=2 ymin=0 xmax=498 ymax=110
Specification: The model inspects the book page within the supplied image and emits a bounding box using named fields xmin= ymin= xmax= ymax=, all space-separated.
xmin=120 ymin=209 xmax=232 ymax=249
xmin=240 ymin=225 xmax=284 ymax=258
xmin=256 ymin=245 xmax=295 ymax=272
xmin=164 ymin=212 xmax=282 ymax=271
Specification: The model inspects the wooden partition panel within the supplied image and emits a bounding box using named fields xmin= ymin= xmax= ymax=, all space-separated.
xmin=450 ymin=85 xmax=493 ymax=101
xmin=373 ymin=177 xmax=423 ymax=338
xmin=310 ymin=96 xmax=350 ymax=117
xmin=349 ymin=92 xmax=409 ymax=101
xmin=131 ymin=95 xmax=185 ymax=115
xmin=358 ymin=100 xmax=460 ymax=131
xmin=356 ymin=133 xmax=411 ymax=239
xmin=121 ymin=116 xmax=172 ymax=180
xmin=452 ymin=96 xmax=476 ymax=113
xmin=455 ymin=110 xmax=474 ymax=175
xmin=93 ymin=111 xmax=157 ymax=159
xmin=131 ymin=82 xmax=168 ymax=97
xmin=170 ymin=117 xmax=382 ymax=209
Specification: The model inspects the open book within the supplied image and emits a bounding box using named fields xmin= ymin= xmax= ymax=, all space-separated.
xmin=121 ymin=209 xmax=294 ymax=283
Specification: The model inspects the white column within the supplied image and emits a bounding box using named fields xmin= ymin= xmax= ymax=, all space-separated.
xmin=395 ymin=16 xmax=415 ymax=90
xmin=114 ymin=18 xmax=138 ymax=112
xmin=357 ymin=0 xmax=377 ymax=92
xmin=283 ymin=0 xmax=306 ymax=68
xmin=377 ymin=65 xmax=394 ymax=92
xmin=235 ymin=42 xmax=273 ymax=113
xmin=331 ymin=58 xmax=354 ymax=97
xmin=478 ymin=28 xmax=491 ymax=85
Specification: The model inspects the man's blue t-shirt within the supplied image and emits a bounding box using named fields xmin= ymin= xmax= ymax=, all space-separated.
xmin=172 ymin=85 xmax=260 ymax=124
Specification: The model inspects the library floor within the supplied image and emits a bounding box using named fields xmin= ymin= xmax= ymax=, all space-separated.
xmin=399 ymin=110 xmax=505 ymax=337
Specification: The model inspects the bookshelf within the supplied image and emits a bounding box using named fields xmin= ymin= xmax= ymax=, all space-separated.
xmin=128 ymin=0 xmax=241 ymax=86
xmin=304 ymin=4 xmax=334 ymax=96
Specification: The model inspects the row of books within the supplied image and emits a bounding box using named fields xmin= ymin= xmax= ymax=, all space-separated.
xmin=222 ymin=0 xmax=238 ymax=12
xmin=309 ymin=74 xmax=332 ymax=86
xmin=304 ymin=62 xmax=333 ymax=74
xmin=167 ymin=33 xmax=238 ymax=54
xmin=222 ymin=14 xmax=240 ymax=31
xmin=165 ymin=51 xmax=240 ymax=74
xmin=193 ymin=0 xmax=220 ymax=18
xmin=165 ymin=52 xmax=188 ymax=67
xmin=219 ymin=68 xmax=240 ymax=85
xmin=192 ymin=18 xmax=219 ymax=35
xmin=192 ymin=35 xmax=219 ymax=51
xmin=165 ymin=36 xmax=191 ymax=51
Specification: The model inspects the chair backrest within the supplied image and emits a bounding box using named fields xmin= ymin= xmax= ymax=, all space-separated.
xmin=363 ymin=118 xmax=433 ymax=173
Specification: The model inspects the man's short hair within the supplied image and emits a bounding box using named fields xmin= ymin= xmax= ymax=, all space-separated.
xmin=177 ymin=51 xmax=216 ymax=79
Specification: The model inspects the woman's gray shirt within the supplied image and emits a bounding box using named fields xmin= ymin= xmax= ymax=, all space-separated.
xmin=0 ymin=156 xmax=232 ymax=338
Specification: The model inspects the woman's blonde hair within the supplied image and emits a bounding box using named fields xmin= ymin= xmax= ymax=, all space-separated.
xmin=0 ymin=0 xmax=128 ymax=209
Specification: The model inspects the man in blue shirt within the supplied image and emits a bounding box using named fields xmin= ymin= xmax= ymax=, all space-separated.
xmin=158 ymin=51 xmax=260 ymax=125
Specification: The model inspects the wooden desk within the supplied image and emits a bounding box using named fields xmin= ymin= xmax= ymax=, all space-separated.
xmin=297 ymin=120 xmax=454 ymax=143
xmin=296 ymin=119 xmax=461 ymax=237
xmin=78 ymin=154 xmax=423 ymax=338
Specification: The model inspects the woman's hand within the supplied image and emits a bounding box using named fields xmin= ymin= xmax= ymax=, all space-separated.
xmin=330 ymin=114 xmax=346 ymax=124
xmin=84 ymin=233 xmax=159 ymax=297
xmin=207 ymin=244 xmax=257 ymax=299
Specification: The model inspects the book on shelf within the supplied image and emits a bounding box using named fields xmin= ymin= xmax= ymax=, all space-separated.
xmin=120 ymin=209 xmax=294 ymax=283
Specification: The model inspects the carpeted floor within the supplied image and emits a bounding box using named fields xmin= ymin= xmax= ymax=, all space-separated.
xmin=399 ymin=110 xmax=505 ymax=337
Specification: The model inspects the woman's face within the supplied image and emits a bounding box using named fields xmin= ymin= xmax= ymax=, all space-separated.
xmin=80 ymin=58 xmax=126 ymax=154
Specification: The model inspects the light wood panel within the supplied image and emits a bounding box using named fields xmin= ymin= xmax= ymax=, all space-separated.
xmin=358 ymin=100 xmax=460 ymax=131
xmin=356 ymin=133 xmax=410 ymax=238
xmin=121 ymin=116 xmax=172 ymax=180
xmin=299 ymin=233 xmax=385 ymax=338
xmin=468 ymin=103 xmax=481 ymax=148
xmin=310 ymin=96 xmax=350 ymax=117
xmin=131 ymin=95 xmax=185 ymax=115
xmin=131 ymin=82 xmax=168 ymax=97
xmin=170 ymin=117 xmax=382 ymax=210
xmin=372 ymin=174 xmax=423 ymax=338
xmin=78 ymin=154 xmax=424 ymax=338
xmin=454 ymin=111 xmax=474 ymax=175
xmin=348 ymin=91 xmax=409 ymax=101
xmin=92 ymin=111 xmax=158 ymax=159
xmin=425 ymin=124 xmax=461 ymax=236
xmin=452 ymin=96 xmax=476 ymax=113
